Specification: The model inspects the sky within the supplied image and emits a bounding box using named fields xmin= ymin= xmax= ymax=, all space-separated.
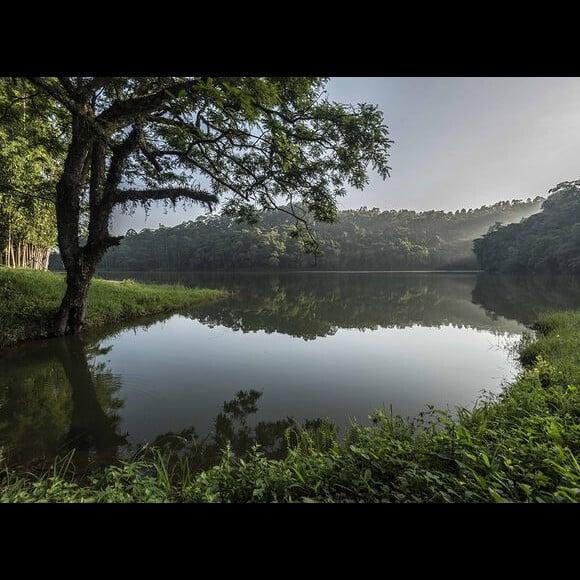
xmin=111 ymin=77 xmax=580 ymax=235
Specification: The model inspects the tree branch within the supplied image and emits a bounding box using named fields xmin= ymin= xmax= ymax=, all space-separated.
xmin=58 ymin=77 xmax=79 ymax=98
xmin=103 ymin=127 xmax=142 ymax=201
xmin=139 ymin=140 xmax=164 ymax=172
xmin=98 ymin=78 xmax=208 ymax=126
xmin=27 ymin=77 xmax=115 ymax=147
xmin=83 ymin=77 xmax=116 ymax=93
xmin=114 ymin=187 xmax=218 ymax=208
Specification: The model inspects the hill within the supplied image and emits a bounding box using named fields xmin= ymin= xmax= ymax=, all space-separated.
xmin=474 ymin=181 xmax=580 ymax=273
xmin=88 ymin=198 xmax=543 ymax=272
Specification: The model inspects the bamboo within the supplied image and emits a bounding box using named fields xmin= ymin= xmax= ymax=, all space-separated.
xmin=0 ymin=240 xmax=51 ymax=270
xmin=7 ymin=225 xmax=12 ymax=267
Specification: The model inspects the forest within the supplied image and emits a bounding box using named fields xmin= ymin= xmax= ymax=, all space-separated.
xmin=0 ymin=79 xmax=64 ymax=269
xmin=92 ymin=198 xmax=543 ymax=272
xmin=474 ymin=180 xmax=580 ymax=273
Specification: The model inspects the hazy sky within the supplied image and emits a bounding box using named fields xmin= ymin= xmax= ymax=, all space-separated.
xmin=111 ymin=77 xmax=580 ymax=235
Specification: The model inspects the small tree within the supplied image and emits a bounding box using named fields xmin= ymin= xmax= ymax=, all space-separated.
xmin=28 ymin=77 xmax=392 ymax=335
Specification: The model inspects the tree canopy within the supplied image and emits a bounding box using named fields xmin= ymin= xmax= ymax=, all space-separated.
xmin=27 ymin=76 xmax=393 ymax=334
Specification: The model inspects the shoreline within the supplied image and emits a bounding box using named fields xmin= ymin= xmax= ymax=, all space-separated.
xmin=0 ymin=268 xmax=227 ymax=349
xmin=1 ymin=308 xmax=578 ymax=502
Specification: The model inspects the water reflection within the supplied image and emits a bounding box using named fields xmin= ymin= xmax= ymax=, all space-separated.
xmin=0 ymin=335 xmax=125 ymax=470
xmin=185 ymin=272 xmax=526 ymax=338
xmin=2 ymin=272 xmax=580 ymax=472
xmin=149 ymin=389 xmax=328 ymax=471
xmin=57 ymin=338 xmax=126 ymax=469
xmin=472 ymin=273 xmax=580 ymax=325
xmin=0 ymin=331 xmax=325 ymax=471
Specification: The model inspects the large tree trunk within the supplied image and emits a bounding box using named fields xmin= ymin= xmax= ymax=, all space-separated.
xmin=53 ymin=130 xmax=124 ymax=336
xmin=51 ymin=103 xmax=134 ymax=337
xmin=52 ymin=111 xmax=95 ymax=337
xmin=54 ymin=259 xmax=97 ymax=336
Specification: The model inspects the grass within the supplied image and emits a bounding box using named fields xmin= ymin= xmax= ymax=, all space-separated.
xmin=0 ymin=267 xmax=227 ymax=348
xmin=1 ymin=308 xmax=580 ymax=502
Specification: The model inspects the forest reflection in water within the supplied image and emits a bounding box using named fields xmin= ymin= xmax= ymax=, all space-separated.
xmin=0 ymin=327 xmax=320 ymax=471
xmin=2 ymin=272 xmax=580 ymax=471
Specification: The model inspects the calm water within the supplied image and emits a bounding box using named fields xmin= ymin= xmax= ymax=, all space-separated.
xmin=2 ymin=272 xmax=580 ymax=470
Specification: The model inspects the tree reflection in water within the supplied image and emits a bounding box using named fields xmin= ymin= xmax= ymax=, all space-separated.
xmin=188 ymin=272 xmax=527 ymax=338
xmin=472 ymin=273 xmax=580 ymax=325
xmin=55 ymin=337 xmax=126 ymax=471
xmin=0 ymin=326 xmax=327 ymax=473
xmin=0 ymin=335 xmax=126 ymax=472
xmin=146 ymin=389 xmax=330 ymax=472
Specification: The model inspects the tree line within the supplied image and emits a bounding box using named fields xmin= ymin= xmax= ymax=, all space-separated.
xmin=92 ymin=198 xmax=543 ymax=272
xmin=474 ymin=180 xmax=580 ymax=273
xmin=0 ymin=79 xmax=65 ymax=269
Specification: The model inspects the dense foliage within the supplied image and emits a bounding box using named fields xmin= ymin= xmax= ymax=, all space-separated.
xmin=0 ymin=78 xmax=65 ymax=269
xmin=2 ymin=310 xmax=579 ymax=502
xmin=474 ymin=180 xmax=580 ymax=272
xmin=95 ymin=198 xmax=543 ymax=271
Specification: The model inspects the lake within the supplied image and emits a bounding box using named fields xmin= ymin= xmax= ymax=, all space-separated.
xmin=2 ymin=272 xmax=580 ymax=471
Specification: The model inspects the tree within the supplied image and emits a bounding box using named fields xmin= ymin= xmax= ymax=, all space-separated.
xmin=27 ymin=77 xmax=392 ymax=335
xmin=0 ymin=78 xmax=66 ymax=269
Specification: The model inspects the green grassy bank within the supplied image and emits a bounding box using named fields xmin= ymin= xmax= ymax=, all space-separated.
xmin=1 ymin=310 xmax=579 ymax=502
xmin=0 ymin=268 xmax=226 ymax=348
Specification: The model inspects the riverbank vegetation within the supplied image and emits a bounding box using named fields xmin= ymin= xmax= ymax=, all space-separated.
xmin=2 ymin=309 xmax=578 ymax=502
xmin=0 ymin=268 xmax=226 ymax=348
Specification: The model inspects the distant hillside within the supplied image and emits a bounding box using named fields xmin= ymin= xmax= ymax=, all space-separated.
xmin=87 ymin=198 xmax=544 ymax=272
xmin=474 ymin=181 xmax=580 ymax=273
